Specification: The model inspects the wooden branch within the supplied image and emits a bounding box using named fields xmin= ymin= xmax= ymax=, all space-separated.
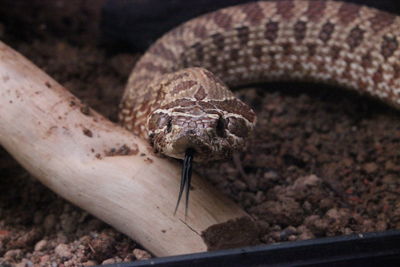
xmin=0 ymin=41 xmax=248 ymax=256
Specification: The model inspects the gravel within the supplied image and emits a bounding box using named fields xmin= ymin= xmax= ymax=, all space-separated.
xmin=0 ymin=0 xmax=399 ymax=265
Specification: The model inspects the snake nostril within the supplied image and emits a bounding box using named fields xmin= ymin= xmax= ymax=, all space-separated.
xmin=166 ymin=119 xmax=172 ymax=133
xmin=216 ymin=116 xmax=226 ymax=138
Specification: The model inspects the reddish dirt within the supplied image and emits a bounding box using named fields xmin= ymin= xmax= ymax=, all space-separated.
xmin=0 ymin=0 xmax=399 ymax=266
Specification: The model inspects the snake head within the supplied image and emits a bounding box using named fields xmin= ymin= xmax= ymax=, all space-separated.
xmin=147 ymin=100 xmax=256 ymax=162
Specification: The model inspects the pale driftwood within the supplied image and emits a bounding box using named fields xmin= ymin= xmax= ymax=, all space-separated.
xmin=0 ymin=41 xmax=248 ymax=256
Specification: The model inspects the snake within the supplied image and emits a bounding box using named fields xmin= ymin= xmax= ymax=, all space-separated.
xmin=118 ymin=0 xmax=400 ymax=214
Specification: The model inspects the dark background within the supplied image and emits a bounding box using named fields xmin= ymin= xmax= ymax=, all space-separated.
xmin=101 ymin=0 xmax=400 ymax=51
xmin=1 ymin=0 xmax=400 ymax=52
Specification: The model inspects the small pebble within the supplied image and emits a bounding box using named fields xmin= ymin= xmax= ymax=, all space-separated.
xmin=363 ymin=162 xmax=378 ymax=173
xmin=55 ymin=243 xmax=72 ymax=258
xmin=82 ymin=260 xmax=98 ymax=266
xmin=4 ymin=249 xmax=23 ymax=261
xmin=293 ymin=174 xmax=321 ymax=189
xmin=15 ymin=259 xmax=33 ymax=267
xmin=343 ymin=227 xmax=353 ymax=235
xmin=280 ymin=226 xmax=297 ymax=241
xmin=263 ymin=170 xmax=279 ymax=181
xmin=101 ymin=258 xmax=116 ymax=265
xmin=298 ymin=231 xmax=315 ymax=240
xmin=326 ymin=208 xmax=340 ymax=220
xmin=133 ymin=248 xmax=151 ymax=260
xmin=123 ymin=255 xmax=136 ymax=262
xmin=34 ymin=240 xmax=47 ymax=251
xmin=40 ymin=255 xmax=50 ymax=263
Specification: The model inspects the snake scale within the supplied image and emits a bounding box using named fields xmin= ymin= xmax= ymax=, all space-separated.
xmin=118 ymin=0 xmax=400 ymax=213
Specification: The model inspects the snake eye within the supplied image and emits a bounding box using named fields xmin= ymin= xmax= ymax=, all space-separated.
xmin=216 ymin=116 xmax=226 ymax=138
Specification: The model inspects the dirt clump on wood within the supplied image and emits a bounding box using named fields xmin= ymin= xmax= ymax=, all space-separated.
xmin=202 ymin=216 xmax=261 ymax=251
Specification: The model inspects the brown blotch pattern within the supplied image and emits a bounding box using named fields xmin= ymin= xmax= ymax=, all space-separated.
xmin=381 ymin=35 xmax=398 ymax=59
xmin=211 ymin=33 xmax=225 ymax=50
xmin=194 ymin=86 xmax=207 ymax=100
xmin=276 ymin=0 xmax=295 ymax=20
xmin=208 ymin=11 xmax=233 ymax=30
xmin=361 ymin=53 xmax=373 ymax=69
xmin=393 ymin=64 xmax=400 ymax=79
xmin=304 ymin=0 xmax=326 ymax=22
xmin=236 ymin=26 xmax=250 ymax=45
xmin=330 ymin=45 xmax=341 ymax=60
xmin=209 ymin=99 xmax=255 ymax=122
xmin=240 ymin=2 xmax=264 ymax=25
xmin=268 ymin=52 xmax=278 ymax=70
xmin=252 ymin=45 xmax=262 ymax=58
xmin=293 ymin=61 xmax=303 ymax=72
xmin=149 ymin=43 xmax=175 ymax=61
xmin=342 ymin=58 xmax=353 ymax=80
xmin=369 ymin=11 xmax=396 ymax=33
xmin=192 ymin=24 xmax=208 ymax=39
xmin=294 ymin=20 xmax=307 ymax=42
xmin=282 ymin=42 xmax=293 ymax=56
xmin=265 ymin=21 xmax=279 ymax=42
xmin=137 ymin=62 xmax=167 ymax=73
xmin=166 ymin=72 xmax=190 ymax=85
xmin=192 ymin=43 xmax=204 ymax=61
xmin=161 ymin=99 xmax=209 ymax=110
xmin=122 ymin=0 xmax=400 ymax=140
xmin=346 ymin=26 xmax=365 ymax=50
xmin=210 ymin=56 xmax=218 ymax=66
xmin=169 ymin=26 xmax=184 ymax=43
xmin=373 ymin=67 xmax=384 ymax=84
xmin=319 ymin=22 xmax=335 ymax=43
xmin=337 ymin=2 xmax=361 ymax=25
xmin=172 ymin=80 xmax=198 ymax=95
xmin=307 ymin=43 xmax=317 ymax=57
xmin=202 ymin=69 xmax=226 ymax=88
xmin=230 ymin=48 xmax=239 ymax=61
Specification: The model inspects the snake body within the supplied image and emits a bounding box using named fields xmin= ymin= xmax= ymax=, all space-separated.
xmin=119 ymin=0 xmax=400 ymax=163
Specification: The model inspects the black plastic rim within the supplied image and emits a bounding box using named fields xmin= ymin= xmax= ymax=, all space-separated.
xmin=104 ymin=230 xmax=400 ymax=267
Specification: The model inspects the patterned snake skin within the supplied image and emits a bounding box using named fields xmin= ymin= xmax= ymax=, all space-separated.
xmin=119 ymin=0 xmax=400 ymax=163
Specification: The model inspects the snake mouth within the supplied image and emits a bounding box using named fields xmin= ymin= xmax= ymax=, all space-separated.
xmin=170 ymin=134 xmax=211 ymax=160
